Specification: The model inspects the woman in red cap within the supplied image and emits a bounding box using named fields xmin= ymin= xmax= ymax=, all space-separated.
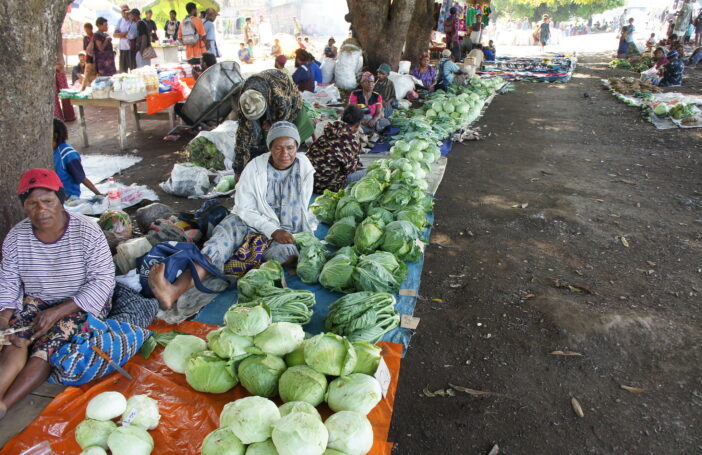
xmin=0 ymin=169 xmax=114 ymax=418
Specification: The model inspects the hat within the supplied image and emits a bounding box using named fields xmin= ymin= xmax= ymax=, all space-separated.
xmin=378 ymin=63 xmax=392 ymax=75
xmin=668 ymin=50 xmax=679 ymax=59
xmin=266 ymin=121 xmax=300 ymax=150
xmin=120 ymin=4 xmax=129 ymax=11
xmin=239 ymin=89 xmax=267 ymax=120
xmin=442 ymin=49 xmax=452 ymax=58
xmin=275 ymin=55 xmax=288 ymax=67
xmin=18 ymin=169 xmax=63 ymax=195
xmin=78 ymin=51 xmax=87 ymax=56
xmin=360 ymin=71 xmax=375 ymax=82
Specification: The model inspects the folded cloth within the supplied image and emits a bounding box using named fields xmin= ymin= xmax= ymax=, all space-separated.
xmin=109 ymin=283 xmax=159 ymax=328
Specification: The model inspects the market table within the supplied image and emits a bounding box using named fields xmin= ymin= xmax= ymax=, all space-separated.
xmin=72 ymin=97 xmax=176 ymax=151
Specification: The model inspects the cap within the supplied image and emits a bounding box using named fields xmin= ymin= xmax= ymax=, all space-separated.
xmin=239 ymin=89 xmax=267 ymax=120
xmin=442 ymin=49 xmax=452 ymax=58
xmin=18 ymin=169 xmax=63 ymax=195
xmin=78 ymin=51 xmax=87 ymax=56
xmin=378 ymin=63 xmax=392 ymax=75
xmin=120 ymin=4 xmax=130 ymax=11
xmin=275 ymin=55 xmax=288 ymax=66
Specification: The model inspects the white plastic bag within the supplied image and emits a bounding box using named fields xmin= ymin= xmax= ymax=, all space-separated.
xmin=192 ymin=120 xmax=238 ymax=170
xmin=301 ymin=84 xmax=342 ymax=105
xmin=388 ymin=72 xmax=417 ymax=100
xmin=160 ymin=163 xmax=211 ymax=197
xmin=321 ymin=57 xmax=336 ymax=84
xmin=335 ymin=44 xmax=363 ymax=90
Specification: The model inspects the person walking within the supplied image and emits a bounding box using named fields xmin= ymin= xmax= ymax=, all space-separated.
xmin=539 ymin=15 xmax=551 ymax=52
xmin=203 ymin=8 xmax=221 ymax=58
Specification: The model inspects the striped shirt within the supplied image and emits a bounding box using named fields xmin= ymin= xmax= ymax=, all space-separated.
xmin=0 ymin=211 xmax=115 ymax=317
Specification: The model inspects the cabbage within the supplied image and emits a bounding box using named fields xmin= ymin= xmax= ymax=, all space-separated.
xmin=278 ymin=365 xmax=328 ymax=406
xmin=207 ymin=328 xmax=254 ymax=360
xmin=381 ymin=220 xmax=423 ymax=262
xmin=284 ymin=342 xmax=307 ymax=367
xmin=366 ymin=207 xmax=394 ymax=224
xmin=238 ymin=354 xmax=287 ymax=397
xmin=311 ymin=190 xmax=342 ymax=225
xmin=121 ymin=394 xmax=160 ymax=430
xmin=220 ymin=396 xmax=281 ymax=444
xmin=86 ymin=391 xmax=127 ymax=421
xmin=365 ymin=167 xmax=391 ymax=184
xmin=81 ymin=448 xmax=108 ymax=455
xmin=351 ymin=177 xmax=384 ymax=203
xmin=353 ymin=216 xmax=386 ymax=254
xmin=294 ymin=233 xmax=329 ymax=284
xmin=326 ymin=374 xmax=382 ymax=415
xmin=225 ymin=304 xmax=272 ymax=337
xmin=237 ymin=261 xmax=284 ymax=302
xmin=425 ymin=109 xmax=437 ymax=117
xmin=351 ymin=342 xmax=382 ymax=375
xmin=322 ymin=450 xmax=346 ymax=455
xmin=107 ymin=425 xmax=154 ymax=455
xmin=334 ymin=195 xmax=364 ymax=222
xmin=253 ymin=322 xmax=304 ymax=356
xmin=75 ymin=419 xmax=117 ymax=449
xmin=654 ymin=104 xmax=669 ymax=116
xmin=353 ymin=252 xmax=408 ymax=293
xmin=278 ymin=401 xmax=322 ymax=420
xmin=394 ymin=140 xmax=410 ymax=152
xmin=319 ymin=249 xmax=356 ymax=294
xmin=395 ymin=207 xmax=427 ymax=230
xmin=246 ymin=440 xmax=280 ymax=455
xmin=272 ymin=412 xmax=329 ymax=455
xmin=325 ymin=216 xmax=357 ymax=247
xmin=324 ymin=411 xmax=373 ymax=455
xmin=201 ymin=427 xmax=246 ymax=455
xmin=304 ymin=333 xmax=357 ymax=376
xmin=185 ymin=350 xmax=238 ymax=393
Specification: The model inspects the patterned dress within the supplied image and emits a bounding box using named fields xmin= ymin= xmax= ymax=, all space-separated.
xmin=306 ymin=121 xmax=362 ymax=193
xmin=234 ymin=70 xmax=303 ymax=174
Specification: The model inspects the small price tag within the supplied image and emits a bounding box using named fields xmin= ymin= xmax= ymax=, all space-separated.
xmin=374 ymin=357 xmax=392 ymax=398
xmin=414 ymin=238 xmax=426 ymax=253
xmin=400 ymin=315 xmax=420 ymax=330
xmin=399 ymin=289 xmax=417 ymax=297
xmin=122 ymin=407 xmax=140 ymax=426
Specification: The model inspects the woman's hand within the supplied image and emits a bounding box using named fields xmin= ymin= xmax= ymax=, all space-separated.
xmin=31 ymin=306 xmax=64 ymax=342
xmin=272 ymin=229 xmax=295 ymax=244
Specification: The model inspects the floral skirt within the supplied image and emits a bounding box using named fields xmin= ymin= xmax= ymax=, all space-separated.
xmin=9 ymin=296 xmax=111 ymax=361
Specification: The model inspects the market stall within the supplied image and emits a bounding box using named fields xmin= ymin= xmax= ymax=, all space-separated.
xmin=479 ymin=56 xmax=578 ymax=83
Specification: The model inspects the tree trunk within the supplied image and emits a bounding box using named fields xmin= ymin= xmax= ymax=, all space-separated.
xmin=0 ymin=1 xmax=69 ymax=242
xmin=402 ymin=0 xmax=436 ymax=66
xmin=346 ymin=0 xmax=418 ymax=72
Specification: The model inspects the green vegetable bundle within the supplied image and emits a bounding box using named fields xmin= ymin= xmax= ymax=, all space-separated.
xmin=237 ymin=261 xmax=284 ymax=303
xmin=248 ymin=288 xmax=316 ymax=325
xmin=326 ymin=291 xmax=400 ymax=343
xmin=187 ymin=136 xmax=225 ymax=170
xmin=670 ymin=103 xmax=696 ymax=120
xmin=608 ymin=59 xmax=633 ymax=70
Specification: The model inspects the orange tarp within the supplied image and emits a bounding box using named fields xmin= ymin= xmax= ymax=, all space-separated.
xmin=145 ymin=77 xmax=195 ymax=115
xmin=1 ymin=320 xmax=400 ymax=455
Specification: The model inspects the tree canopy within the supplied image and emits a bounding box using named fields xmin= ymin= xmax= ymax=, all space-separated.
xmin=493 ymin=0 xmax=626 ymax=22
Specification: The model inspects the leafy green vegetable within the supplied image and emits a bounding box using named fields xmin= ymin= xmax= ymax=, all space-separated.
xmin=294 ymin=233 xmax=329 ymax=284
xmin=107 ymin=425 xmax=154 ymax=455
xmin=319 ymin=249 xmax=357 ymax=294
xmin=253 ymin=322 xmax=305 ymax=357
xmin=207 ymin=328 xmax=254 ymax=360
xmin=278 ymin=365 xmax=328 ymax=406
xmin=187 ymin=136 xmax=225 ymax=170
xmin=121 ymin=394 xmax=160 ymax=430
xmin=351 ymin=341 xmax=382 ymax=375
xmin=238 ymin=261 xmax=284 ymax=302
xmin=271 ymin=411 xmax=329 ymax=455
xmin=324 ymin=411 xmax=373 ymax=455
xmin=381 ymin=220 xmax=423 ymax=262
xmin=325 ymin=373 xmax=382 ymax=415
xmin=334 ymin=195 xmax=365 ymax=222
xmin=353 ymin=252 xmax=408 ymax=293
xmin=75 ymin=419 xmax=117 ymax=450
xmin=351 ymin=177 xmax=385 ymax=203
xmin=303 ymin=333 xmax=357 ymax=376
xmin=185 ymin=350 xmax=238 ymax=393
xmin=220 ymin=396 xmax=281 ymax=444
xmin=325 ymin=216 xmax=357 ymax=247
xmin=311 ymin=190 xmax=343 ymax=225
xmin=278 ymin=401 xmax=322 ymax=420
xmin=395 ymin=206 xmax=428 ymax=230
xmin=201 ymin=427 xmax=246 ymax=455
xmin=353 ymin=215 xmax=386 ymax=254
xmin=238 ymin=354 xmax=287 ymax=398
xmin=224 ymin=303 xmax=272 ymax=337
xmin=326 ymin=292 xmax=400 ymax=343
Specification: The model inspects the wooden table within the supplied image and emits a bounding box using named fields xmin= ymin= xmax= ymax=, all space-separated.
xmin=72 ymin=97 xmax=176 ymax=151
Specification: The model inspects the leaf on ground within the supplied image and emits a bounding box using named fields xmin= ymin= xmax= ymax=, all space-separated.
xmin=449 ymin=383 xmax=505 ymax=398
xmin=422 ymin=386 xmax=436 ymax=398
xmin=620 ymin=236 xmax=630 ymax=247
xmin=617 ymin=178 xmax=637 ymax=185
xmin=620 ymin=385 xmax=646 ymax=393
xmin=550 ymin=350 xmax=583 ymax=357
xmin=524 ymin=294 xmax=536 ymax=299
xmin=552 ymin=279 xmax=592 ymax=294
xmin=140 ymin=336 xmax=158 ymax=359
xmin=646 ymin=261 xmax=656 ymax=267
xmin=571 ymin=397 xmax=585 ymax=417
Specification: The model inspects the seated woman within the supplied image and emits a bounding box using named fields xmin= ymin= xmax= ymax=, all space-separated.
xmin=148 ymin=122 xmax=317 ymax=309
xmin=411 ymin=53 xmax=437 ymax=91
xmin=641 ymin=47 xmax=669 ymax=85
xmin=0 ymin=169 xmax=114 ymax=418
xmin=349 ymin=72 xmax=390 ymax=133
xmin=375 ymin=63 xmax=397 ymax=119
xmin=659 ymin=50 xmax=685 ymax=87
xmin=292 ymin=49 xmax=315 ymax=93
xmin=306 ymin=105 xmax=365 ymax=193
xmin=238 ymin=42 xmax=254 ymax=64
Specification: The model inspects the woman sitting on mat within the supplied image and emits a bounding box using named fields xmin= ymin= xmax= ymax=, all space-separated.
xmin=349 ymin=72 xmax=391 ymax=134
xmin=148 ymin=122 xmax=317 ymax=310
xmin=234 ymin=69 xmax=314 ymax=179
xmin=0 ymin=169 xmax=114 ymax=418
xmin=306 ymin=105 xmax=366 ymax=193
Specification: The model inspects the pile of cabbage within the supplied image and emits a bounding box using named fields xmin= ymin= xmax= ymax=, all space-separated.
xmin=391 ymin=75 xmax=503 ymax=143
xmin=156 ymin=308 xmax=387 ymax=455
xmin=75 ymin=391 xmax=160 ymax=455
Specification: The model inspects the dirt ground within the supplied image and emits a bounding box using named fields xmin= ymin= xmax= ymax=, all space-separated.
xmin=2 ymin=53 xmax=701 ymax=451
xmin=388 ymin=55 xmax=702 ymax=454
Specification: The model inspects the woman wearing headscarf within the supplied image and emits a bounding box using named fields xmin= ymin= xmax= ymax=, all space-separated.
xmin=234 ymin=69 xmax=313 ymax=177
xmin=0 ymin=169 xmax=114 ymax=417
xmin=659 ymin=50 xmax=685 ymax=86
xmin=148 ymin=122 xmax=318 ymax=309
xmin=348 ymin=72 xmax=390 ymax=133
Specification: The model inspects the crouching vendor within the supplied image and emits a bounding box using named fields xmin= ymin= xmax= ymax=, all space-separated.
xmin=148 ymin=121 xmax=317 ymax=309
xmin=0 ymin=169 xmax=114 ymax=418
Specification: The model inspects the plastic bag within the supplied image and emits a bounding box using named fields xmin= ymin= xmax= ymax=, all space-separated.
xmin=191 ymin=120 xmax=238 ymax=170
xmin=161 ymin=163 xmax=211 ymax=197
xmin=388 ymin=72 xmax=417 ymax=100
xmin=320 ymin=57 xmax=336 ymax=84
xmin=335 ymin=44 xmax=363 ymax=90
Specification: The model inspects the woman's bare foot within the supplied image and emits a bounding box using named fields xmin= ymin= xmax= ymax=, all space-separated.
xmin=148 ymin=263 xmax=178 ymax=310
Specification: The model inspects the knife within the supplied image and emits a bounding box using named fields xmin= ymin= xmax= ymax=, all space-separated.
xmin=91 ymin=345 xmax=133 ymax=380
